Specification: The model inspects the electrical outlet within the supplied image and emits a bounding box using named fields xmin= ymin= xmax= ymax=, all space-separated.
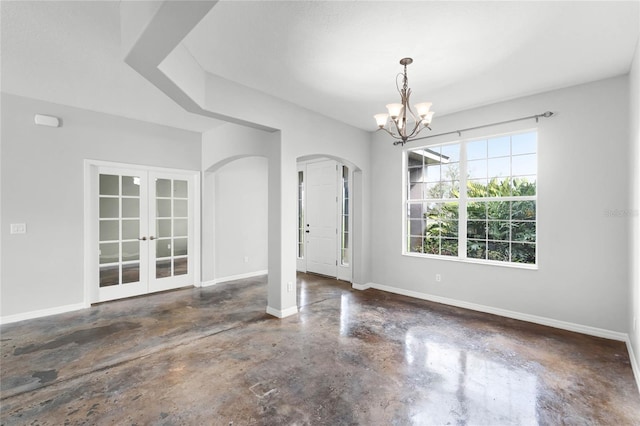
xmin=634 ymin=316 xmax=637 ymax=332
xmin=287 ymin=282 xmax=293 ymax=292
xmin=435 ymin=274 xmax=442 ymax=282
xmin=10 ymin=223 xmax=26 ymax=234
xmin=244 ymin=256 xmax=249 ymax=263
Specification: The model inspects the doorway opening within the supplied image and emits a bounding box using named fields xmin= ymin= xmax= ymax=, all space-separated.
xmin=296 ymin=157 xmax=356 ymax=282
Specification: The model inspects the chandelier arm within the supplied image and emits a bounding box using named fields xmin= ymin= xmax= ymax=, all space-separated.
xmin=401 ymin=88 xmax=422 ymax=139
xmin=377 ymin=126 xmax=400 ymax=140
xmin=395 ymin=73 xmax=404 ymax=95
xmin=406 ymin=120 xmax=424 ymax=140
xmin=388 ymin=117 xmax=404 ymax=139
xmin=404 ymin=92 xmax=421 ymax=128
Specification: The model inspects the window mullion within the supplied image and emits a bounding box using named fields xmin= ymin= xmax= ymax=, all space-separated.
xmin=459 ymin=140 xmax=468 ymax=260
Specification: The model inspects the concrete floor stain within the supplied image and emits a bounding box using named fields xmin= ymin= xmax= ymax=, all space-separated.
xmin=13 ymin=321 xmax=141 ymax=355
xmin=31 ymin=370 xmax=57 ymax=384
xmin=1 ymin=273 xmax=639 ymax=424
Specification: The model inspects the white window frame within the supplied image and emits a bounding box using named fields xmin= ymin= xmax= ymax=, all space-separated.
xmin=340 ymin=164 xmax=350 ymax=267
xmin=402 ymin=129 xmax=538 ymax=269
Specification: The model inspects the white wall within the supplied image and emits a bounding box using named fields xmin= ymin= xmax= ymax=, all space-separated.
xmin=0 ymin=93 xmax=201 ymax=319
xmin=200 ymin=79 xmax=372 ymax=314
xmin=629 ymin=37 xmax=640 ymax=378
xmin=370 ymin=76 xmax=630 ymax=334
xmin=213 ymin=156 xmax=268 ymax=280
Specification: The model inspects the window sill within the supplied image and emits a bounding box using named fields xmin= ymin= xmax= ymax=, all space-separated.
xmin=402 ymin=252 xmax=538 ymax=270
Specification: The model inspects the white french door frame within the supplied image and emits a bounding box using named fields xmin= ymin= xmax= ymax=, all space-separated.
xmin=83 ymin=160 xmax=201 ymax=305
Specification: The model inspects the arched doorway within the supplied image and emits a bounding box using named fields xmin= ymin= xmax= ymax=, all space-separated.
xmin=296 ymin=155 xmax=363 ymax=284
xmin=202 ymin=155 xmax=269 ymax=286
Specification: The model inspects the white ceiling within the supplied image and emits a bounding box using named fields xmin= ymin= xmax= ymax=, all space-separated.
xmin=183 ymin=0 xmax=640 ymax=130
xmin=0 ymin=1 xmax=223 ymax=132
xmin=1 ymin=1 xmax=638 ymax=133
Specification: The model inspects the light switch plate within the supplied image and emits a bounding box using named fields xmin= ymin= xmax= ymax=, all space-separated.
xmin=10 ymin=223 xmax=26 ymax=234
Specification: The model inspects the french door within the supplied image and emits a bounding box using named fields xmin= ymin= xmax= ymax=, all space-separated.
xmin=94 ymin=164 xmax=196 ymax=302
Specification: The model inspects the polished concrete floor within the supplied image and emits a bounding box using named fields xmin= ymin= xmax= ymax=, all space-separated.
xmin=1 ymin=273 xmax=639 ymax=425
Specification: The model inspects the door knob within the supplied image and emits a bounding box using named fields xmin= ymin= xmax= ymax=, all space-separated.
xmin=149 ymin=236 xmax=156 ymax=240
xmin=138 ymin=236 xmax=147 ymax=241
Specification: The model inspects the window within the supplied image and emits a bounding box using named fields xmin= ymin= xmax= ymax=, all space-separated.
xmin=297 ymin=170 xmax=304 ymax=259
xmin=405 ymin=130 xmax=537 ymax=266
xmin=341 ymin=165 xmax=350 ymax=266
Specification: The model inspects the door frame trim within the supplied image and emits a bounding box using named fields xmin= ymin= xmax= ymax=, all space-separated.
xmin=296 ymin=158 xmax=353 ymax=282
xmin=83 ymin=159 xmax=201 ymax=306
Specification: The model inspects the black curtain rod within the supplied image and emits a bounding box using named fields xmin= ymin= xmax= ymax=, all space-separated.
xmin=406 ymin=111 xmax=554 ymax=143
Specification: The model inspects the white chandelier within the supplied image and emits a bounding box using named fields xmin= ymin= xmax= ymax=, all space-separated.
xmin=374 ymin=58 xmax=434 ymax=146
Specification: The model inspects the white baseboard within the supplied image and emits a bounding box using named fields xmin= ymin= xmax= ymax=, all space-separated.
xmin=352 ymin=282 xmax=371 ymax=291
xmin=365 ymin=282 xmax=627 ymax=342
xmin=201 ymin=270 xmax=268 ymax=287
xmin=0 ymin=302 xmax=88 ymax=325
xmin=361 ymin=281 xmax=638 ymax=393
xmin=266 ymin=305 xmax=299 ymax=318
xmin=626 ymin=338 xmax=640 ymax=393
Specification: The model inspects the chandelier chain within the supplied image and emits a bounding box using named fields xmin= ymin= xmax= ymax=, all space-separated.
xmin=402 ymin=63 xmax=408 ymax=94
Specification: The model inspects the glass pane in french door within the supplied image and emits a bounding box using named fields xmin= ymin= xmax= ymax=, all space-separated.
xmin=154 ymin=177 xmax=189 ymax=279
xmin=99 ymin=173 xmax=143 ymax=288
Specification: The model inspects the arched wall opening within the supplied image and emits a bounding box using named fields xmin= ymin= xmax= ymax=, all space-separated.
xmin=202 ymin=155 xmax=269 ymax=285
xmin=296 ymin=154 xmax=365 ymax=286
xmin=201 ymin=148 xmax=366 ymax=315
xmin=201 ymin=124 xmax=293 ymax=317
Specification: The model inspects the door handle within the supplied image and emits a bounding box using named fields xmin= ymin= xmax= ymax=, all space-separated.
xmin=305 ymin=230 xmax=310 ymax=233
xmin=138 ymin=237 xmax=147 ymax=241
xmin=149 ymin=236 xmax=156 ymax=240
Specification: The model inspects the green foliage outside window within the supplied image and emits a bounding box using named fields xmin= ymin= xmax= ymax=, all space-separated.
xmin=416 ymin=178 xmax=536 ymax=264
xmin=407 ymin=131 xmax=537 ymax=266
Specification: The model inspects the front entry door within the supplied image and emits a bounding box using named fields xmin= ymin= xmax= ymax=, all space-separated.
xmin=96 ymin=166 xmax=195 ymax=302
xmin=305 ymin=160 xmax=338 ymax=277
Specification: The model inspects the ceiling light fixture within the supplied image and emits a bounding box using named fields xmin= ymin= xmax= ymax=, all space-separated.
xmin=374 ymin=58 xmax=433 ymax=146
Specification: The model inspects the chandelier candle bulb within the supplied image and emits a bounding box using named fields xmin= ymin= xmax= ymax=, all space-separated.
xmin=386 ymin=103 xmax=403 ymax=119
xmin=423 ymin=111 xmax=435 ymax=125
xmin=415 ymin=102 xmax=432 ymax=118
xmin=374 ymin=113 xmax=389 ymax=128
